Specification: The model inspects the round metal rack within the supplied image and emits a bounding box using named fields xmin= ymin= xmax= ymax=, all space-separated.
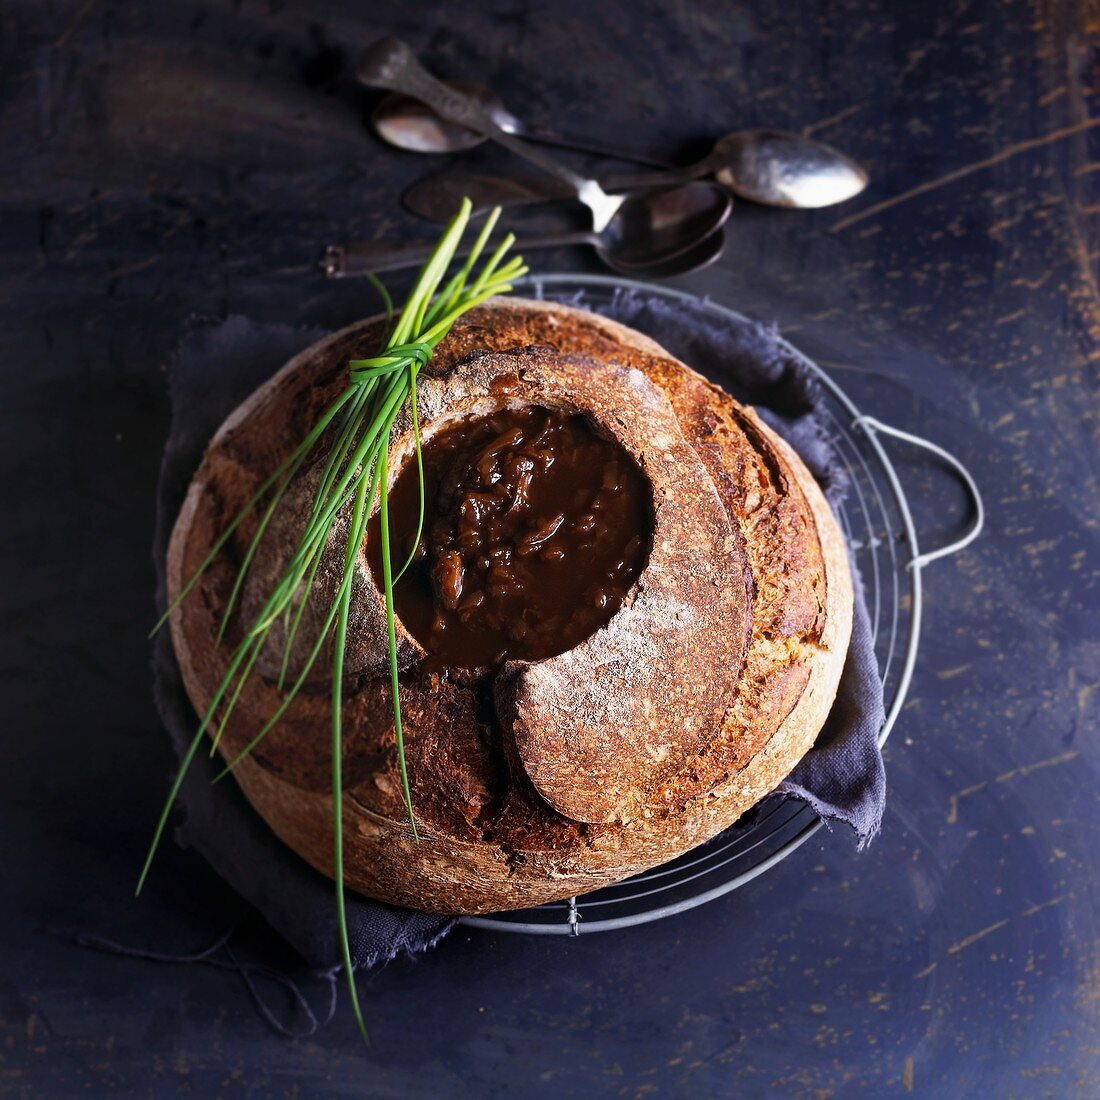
xmin=460 ymin=273 xmax=982 ymax=936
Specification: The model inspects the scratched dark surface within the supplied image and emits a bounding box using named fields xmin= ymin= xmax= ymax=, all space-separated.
xmin=2 ymin=0 xmax=1098 ymax=1096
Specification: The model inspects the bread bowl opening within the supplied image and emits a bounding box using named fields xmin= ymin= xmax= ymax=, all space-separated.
xmin=366 ymin=404 xmax=652 ymax=671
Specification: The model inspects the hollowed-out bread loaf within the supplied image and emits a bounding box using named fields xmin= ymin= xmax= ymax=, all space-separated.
xmin=167 ymin=298 xmax=852 ymax=914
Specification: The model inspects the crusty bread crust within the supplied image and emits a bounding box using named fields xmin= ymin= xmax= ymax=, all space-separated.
xmin=167 ymin=298 xmax=852 ymax=913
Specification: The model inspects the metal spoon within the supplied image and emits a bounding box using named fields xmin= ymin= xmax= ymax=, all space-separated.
xmin=390 ymin=175 xmax=731 ymax=276
xmin=370 ymin=70 xmax=868 ymax=209
xmin=401 ymin=131 xmax=866 ymax=223
xmin=324 ymin=217 xmax=726 ymax=281
xmin=356 ymin=38 xmax=731 ymax=237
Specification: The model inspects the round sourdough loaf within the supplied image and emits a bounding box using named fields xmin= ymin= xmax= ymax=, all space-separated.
xmin=167 ymin=298 xmax=853 ymax=913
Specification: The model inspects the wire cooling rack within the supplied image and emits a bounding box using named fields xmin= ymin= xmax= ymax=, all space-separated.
xmin=459 ymin=273 xmax=983 ymax=936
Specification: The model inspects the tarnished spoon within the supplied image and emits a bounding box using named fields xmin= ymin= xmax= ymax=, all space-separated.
xmin=370 ymin=68 xmax=867 ymax=209
xmin=400 ymin=135 xmax=867 ymax=225
xmin=324 ymin=214 xmax=727 ymax=281
xmin=356 ymin=38 xmax=731 ymax=237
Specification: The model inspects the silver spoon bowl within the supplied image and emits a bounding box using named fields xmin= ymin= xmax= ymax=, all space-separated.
xmin=718 ymin=130 xmax=867 ymax=209
xmin=372 ymin=82 xmax=497 ymax=154
xmin=597 ymin=184 xmax=731 ymax=268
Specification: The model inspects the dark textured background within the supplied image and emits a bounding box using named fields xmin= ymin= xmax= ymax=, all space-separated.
xmin=1 ymin=1 xmax=1098 ymax=1096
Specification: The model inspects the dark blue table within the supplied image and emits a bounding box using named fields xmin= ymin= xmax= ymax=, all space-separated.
xmin=2 ymin=1 xmax=1097 ymax=1095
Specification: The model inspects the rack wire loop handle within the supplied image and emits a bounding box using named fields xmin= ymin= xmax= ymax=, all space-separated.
xmin=851 ymin=415 xmax=984 ymax=572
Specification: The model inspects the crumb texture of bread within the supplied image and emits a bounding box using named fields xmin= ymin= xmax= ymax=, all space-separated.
xmin=167 ymin=298 xmax=853 ymax=914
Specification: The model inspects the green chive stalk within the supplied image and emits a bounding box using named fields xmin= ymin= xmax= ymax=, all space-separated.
xmin=141 ymin=199 xmax=526 ymax=1041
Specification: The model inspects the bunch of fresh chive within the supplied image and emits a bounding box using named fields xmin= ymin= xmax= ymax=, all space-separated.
xmin=140 ymin=198 xmax=526 ymax=1040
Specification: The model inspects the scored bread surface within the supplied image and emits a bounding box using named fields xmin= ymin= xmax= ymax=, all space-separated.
xmin=167 ymin=298 xmax=853 ymax=913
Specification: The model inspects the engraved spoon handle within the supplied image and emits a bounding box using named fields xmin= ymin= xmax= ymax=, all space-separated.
xmin=357 ymin=38 xmax=592 ymax=199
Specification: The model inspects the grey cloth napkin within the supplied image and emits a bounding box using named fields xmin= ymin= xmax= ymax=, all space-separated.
xmin=151 ymin=293 xmax=886 ymax=976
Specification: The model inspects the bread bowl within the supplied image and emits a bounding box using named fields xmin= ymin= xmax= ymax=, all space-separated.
xmin=167 ymin=296 xmax=853 ymax=914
